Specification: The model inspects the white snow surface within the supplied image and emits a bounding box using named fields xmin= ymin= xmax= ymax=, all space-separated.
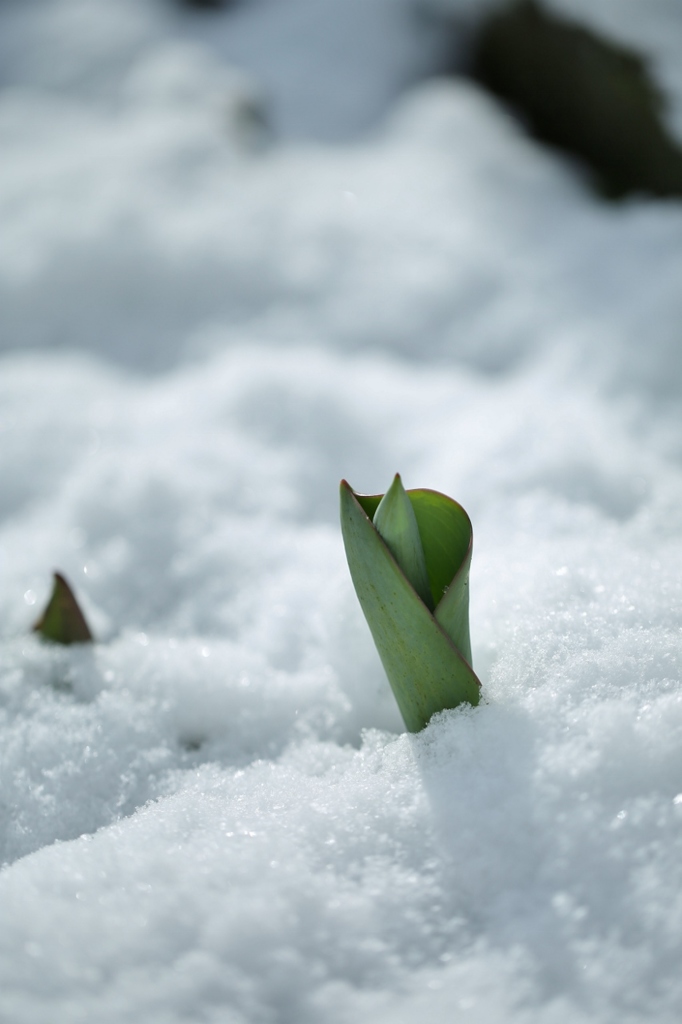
xmin=2 ymin=1 xmax=682 ymax=1021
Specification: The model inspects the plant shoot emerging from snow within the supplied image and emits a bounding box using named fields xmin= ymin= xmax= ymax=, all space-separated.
xmin=340 ymin=475 xmax=480 ymax=732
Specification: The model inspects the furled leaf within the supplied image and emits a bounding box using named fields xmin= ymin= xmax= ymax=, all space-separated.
xmin=32 ymin=572 xmax=93 ymax=645
xmin=352 ymin=486 xmax=474 ymax=664
xmin=410 ymin=489 xmax=473 ymax=665
xmin=372 ymin=473 xmax=433 ymax=610
xmin=340 ymin=480 xmax=480 ymax=732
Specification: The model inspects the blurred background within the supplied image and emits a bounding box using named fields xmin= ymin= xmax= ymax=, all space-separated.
xmin=2 ymin=0 xmax=682 ymax=383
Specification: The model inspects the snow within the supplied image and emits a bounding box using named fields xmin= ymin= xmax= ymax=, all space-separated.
xmin=2 ymin=0 xmax=682 ymax=1021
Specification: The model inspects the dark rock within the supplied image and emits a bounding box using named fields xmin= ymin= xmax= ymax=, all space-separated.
xmin=469 ymin=0 xmax=682 ymax=198
xmin=179 ymin=0 xmax=232 ymax=10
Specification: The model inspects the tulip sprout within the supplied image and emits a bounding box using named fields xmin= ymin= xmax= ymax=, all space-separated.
xmin=340 ymin=475 xmax=481 ymax=732
xmin=33 ymin=572 xmax=93 ymax=645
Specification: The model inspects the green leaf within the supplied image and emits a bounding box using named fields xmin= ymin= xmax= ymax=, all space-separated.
xmin=340 ymin=480 xmax=480 ymax=732
xmin=372 ymin=473 xmax=433 ymax=610
xmin=32 ymin=572 xmax=93 ymax=645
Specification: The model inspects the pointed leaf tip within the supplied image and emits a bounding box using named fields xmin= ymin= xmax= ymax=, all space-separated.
xmin=373 ymin=474 xmax=433 ymax=610
xmin=32 ymin=572 xmax=93 ymax=645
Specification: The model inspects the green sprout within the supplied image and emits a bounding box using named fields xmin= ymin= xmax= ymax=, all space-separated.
xmin=32 ymin=572 xmax=93 ymax=645
xmin=340 ymin=475 xmax=481 ymax=732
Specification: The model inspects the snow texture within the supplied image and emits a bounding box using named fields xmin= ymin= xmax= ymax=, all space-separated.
xmin=2 ymin=1 xmax=682 ymax=1021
